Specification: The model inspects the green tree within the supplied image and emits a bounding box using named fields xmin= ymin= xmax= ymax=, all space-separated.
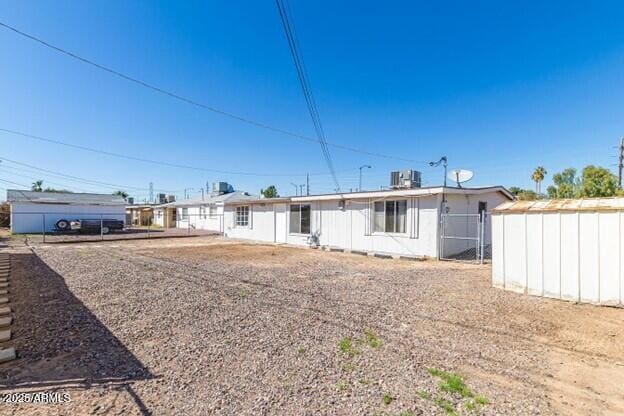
xmin=578 ymin=165 xmax=618 ymax=198
xmin=113 ymin=190 xmax=129 ymax=200
xmin=547 ymin=168 xmax=578 ymax=199
xmin=260 ymin=185 xmax=279 ymax=198
xmin=531 ymin=166 xmax=547 ymax=194
xmin=508 ymin=186 xmax=538 ymax=200
xmin=31 ymin=180 xmax=43 ymax=192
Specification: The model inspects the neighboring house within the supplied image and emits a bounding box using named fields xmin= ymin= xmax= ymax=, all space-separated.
xmin=126 ymin=204 xmax=156 ymax=226
xmin=152 ymin=190 xmax=257 ymax=231
xmin=222 ymin=186 xmax=513 ymax=259
xmin=7 ymin=190 xmax=127 ymax=233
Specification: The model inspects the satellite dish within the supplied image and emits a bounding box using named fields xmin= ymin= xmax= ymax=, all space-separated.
xmin=448 ymin=169 xmax=474 ymax=188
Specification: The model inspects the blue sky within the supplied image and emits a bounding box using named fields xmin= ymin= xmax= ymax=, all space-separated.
xmin=2 ymin=1 xmax=624 ymax=201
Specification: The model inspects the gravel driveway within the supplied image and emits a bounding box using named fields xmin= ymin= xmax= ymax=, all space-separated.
xmin=1 ymin=236 xmax=623 ymax=415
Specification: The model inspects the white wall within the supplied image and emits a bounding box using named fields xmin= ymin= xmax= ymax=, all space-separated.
xmin=223 ymin=196 xmax=440 ymax=257
xmin=174 ymin=205 xmax=224 ymax=232
xmin=10 ymin=202 xmax=126 ymax=233
xmin=441 ymin=192 xmax=509 ymax=257
xmin=492 ymin=210 xmax=624 ymax=306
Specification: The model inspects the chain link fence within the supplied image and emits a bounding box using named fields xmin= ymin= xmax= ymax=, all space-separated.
xmin=10 ymin=211 xmax=223 ymax=244
xmin=440 ymin=212 xmax=490 ymax=263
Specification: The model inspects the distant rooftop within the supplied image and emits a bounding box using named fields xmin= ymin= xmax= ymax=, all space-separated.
xmin=7 ymin=189 xmax=127 ymax=206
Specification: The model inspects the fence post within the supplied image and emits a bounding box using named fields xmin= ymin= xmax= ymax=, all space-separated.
xmin=42 ymin=213 xmax=46 ymax=243
xmin=100 ymin=214 xmax=104 ymax=241
xmin=480 ymin=211 xmax=486 ymax=264
xmin=147 ymin=218 xmax=151 ymax=238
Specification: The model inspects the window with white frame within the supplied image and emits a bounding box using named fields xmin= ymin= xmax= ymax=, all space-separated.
xmin=180 ymin=207 xmax=188 ymax=220
xmin=235 ymin=206 xmax=249 ymax=227
xmin=373 ymin=200 xmax=407 ymax=233
xmin=289 ymin=204 xmax=311 ymax=234
xmin=209 ymin=205 xmax=217 ymax=218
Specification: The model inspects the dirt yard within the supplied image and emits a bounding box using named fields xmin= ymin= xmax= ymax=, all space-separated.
xmin=1 ymin=235 xmax=623 ymax=415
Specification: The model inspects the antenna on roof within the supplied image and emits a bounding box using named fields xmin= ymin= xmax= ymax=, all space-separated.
xmin=447 ymin=169 xmax=474 ymax=188
xmin=429 ymin=156 xmax=448 ymax=186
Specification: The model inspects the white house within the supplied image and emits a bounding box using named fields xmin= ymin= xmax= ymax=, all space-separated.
xmin=152 ymin=190 xmax=256 ymax=232
xmin=222 ymin=186 xmax=513 ymax=259
xmin=7 ymin=190 xmax=127 ymax=234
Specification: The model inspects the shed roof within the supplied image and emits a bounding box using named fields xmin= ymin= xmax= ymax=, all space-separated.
xmin=7 ymin=189 xmax=127 ymax=206
xmin=492 ymin=197 xmax=624 ymax=213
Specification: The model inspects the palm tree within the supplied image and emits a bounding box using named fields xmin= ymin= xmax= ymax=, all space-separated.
xmin=31 ymin=180 xmax=43 ymax=192
xmin=531 ymin=166 xmax=547 ymax=195
xmin=113 ymin=190 xmax=129 ymax=200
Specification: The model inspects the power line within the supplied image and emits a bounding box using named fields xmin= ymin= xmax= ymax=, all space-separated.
xmin=0 ymin=127 xmax=358 ymax=177
xmin=275 ymin=0 xmax=340 ymax=191
xmin=0 ymin=20 xmax=426 ymax=164
xmin=0 ymin=155 xmax=178 ymax=192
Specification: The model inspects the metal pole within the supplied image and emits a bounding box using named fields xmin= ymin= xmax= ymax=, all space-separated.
xmin=306 ymin=173 xmax=309 ymax=196
xmin=618 ymin=137 xmax=624 ymax=189
xmin=291 ymin=183 xmax=298 ymax=196
xmin=480 ymin=211 xmax=486 ymax=264
xmin=147 ymin=215 xmax=151 ymax=238
xmin=101 ymin=214 xmax=104 ymax=241
xmin=358 ymin=165 xmax=371 ymax=192
xmin=42 ymin=213 xmax=46 ymax=243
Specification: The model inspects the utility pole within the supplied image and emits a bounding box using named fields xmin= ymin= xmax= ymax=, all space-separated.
xmin=299 ymin=184 xmax=305 ymax=196
xmin=618 ymin=138 xmax=624 ymax=189
xmin=149 ymin=182 xmax=154 ymax=203
xmin=306 ymin=173 xmax=310 ymax=196
xmin=290 ymin=182 xmax=298 ymax=196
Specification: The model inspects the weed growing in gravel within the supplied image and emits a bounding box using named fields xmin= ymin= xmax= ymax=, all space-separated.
xmin=434 ymin=397 xmax=457 ymax=415
xmin=382 ymin=393 xmax=393 ymax=405
xmin=238 ymin=289 xmax=254 ymax=298
xmin=475 ymin=395 xmax=488 ymax=405
xmin=341 ymin=362 xmax=356 ymax=372
xmin=415 ymin=390 xmax=431 ymax=400
xmin=427 ymin=368 xmax=473 ymax=398
xmin=297 ymin=346 xmax=306 ymax=354
xmin=358 ymin=378 xmax=371 ymax=385
xmin=336 ymin=380 xmax=350 ymax=391
xmin=338 ymin=337 xmax=359 ymax=357
xmin=364 ymin=329 xmax=381 ymax=348
xmin=425 ymin=368 xmax=489 ymax=414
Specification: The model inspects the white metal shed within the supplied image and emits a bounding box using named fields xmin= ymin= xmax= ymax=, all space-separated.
xmin=492 ymin=198 xmax=624 ymax=306
xmin=7 ymin=190 xmax=127 ymax=234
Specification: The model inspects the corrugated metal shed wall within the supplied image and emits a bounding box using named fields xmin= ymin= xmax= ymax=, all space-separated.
xmin=492 ymin=198 xmax=624 ymax=306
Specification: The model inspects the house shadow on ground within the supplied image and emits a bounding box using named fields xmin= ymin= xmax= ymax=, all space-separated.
xmin=0 ymin=252 xmax=155 ymax=413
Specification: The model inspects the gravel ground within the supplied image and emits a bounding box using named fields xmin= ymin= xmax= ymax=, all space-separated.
xmin=12 ymin=228 xmax=218 ymax=245
xmin=1 ymin=236 xmax=623 ymax=415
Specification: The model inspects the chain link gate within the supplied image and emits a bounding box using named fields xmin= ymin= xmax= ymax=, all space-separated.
xmin=439 ymin=212 xmax=489 ymax=263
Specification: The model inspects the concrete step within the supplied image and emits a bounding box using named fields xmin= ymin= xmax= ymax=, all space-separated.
xmin=0 ymin=348 xmax=16 ymax=363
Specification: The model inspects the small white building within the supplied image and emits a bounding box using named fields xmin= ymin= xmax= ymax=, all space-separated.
xmin=152 ymin=191 xmax=256 ymax=231
xmin=7 ymin=190 xmax=127 ymax=234
xmin=222 ymin=186 xmax=512 ymax=259
xmin=492 ymin=198 xmax=624 ymax=306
